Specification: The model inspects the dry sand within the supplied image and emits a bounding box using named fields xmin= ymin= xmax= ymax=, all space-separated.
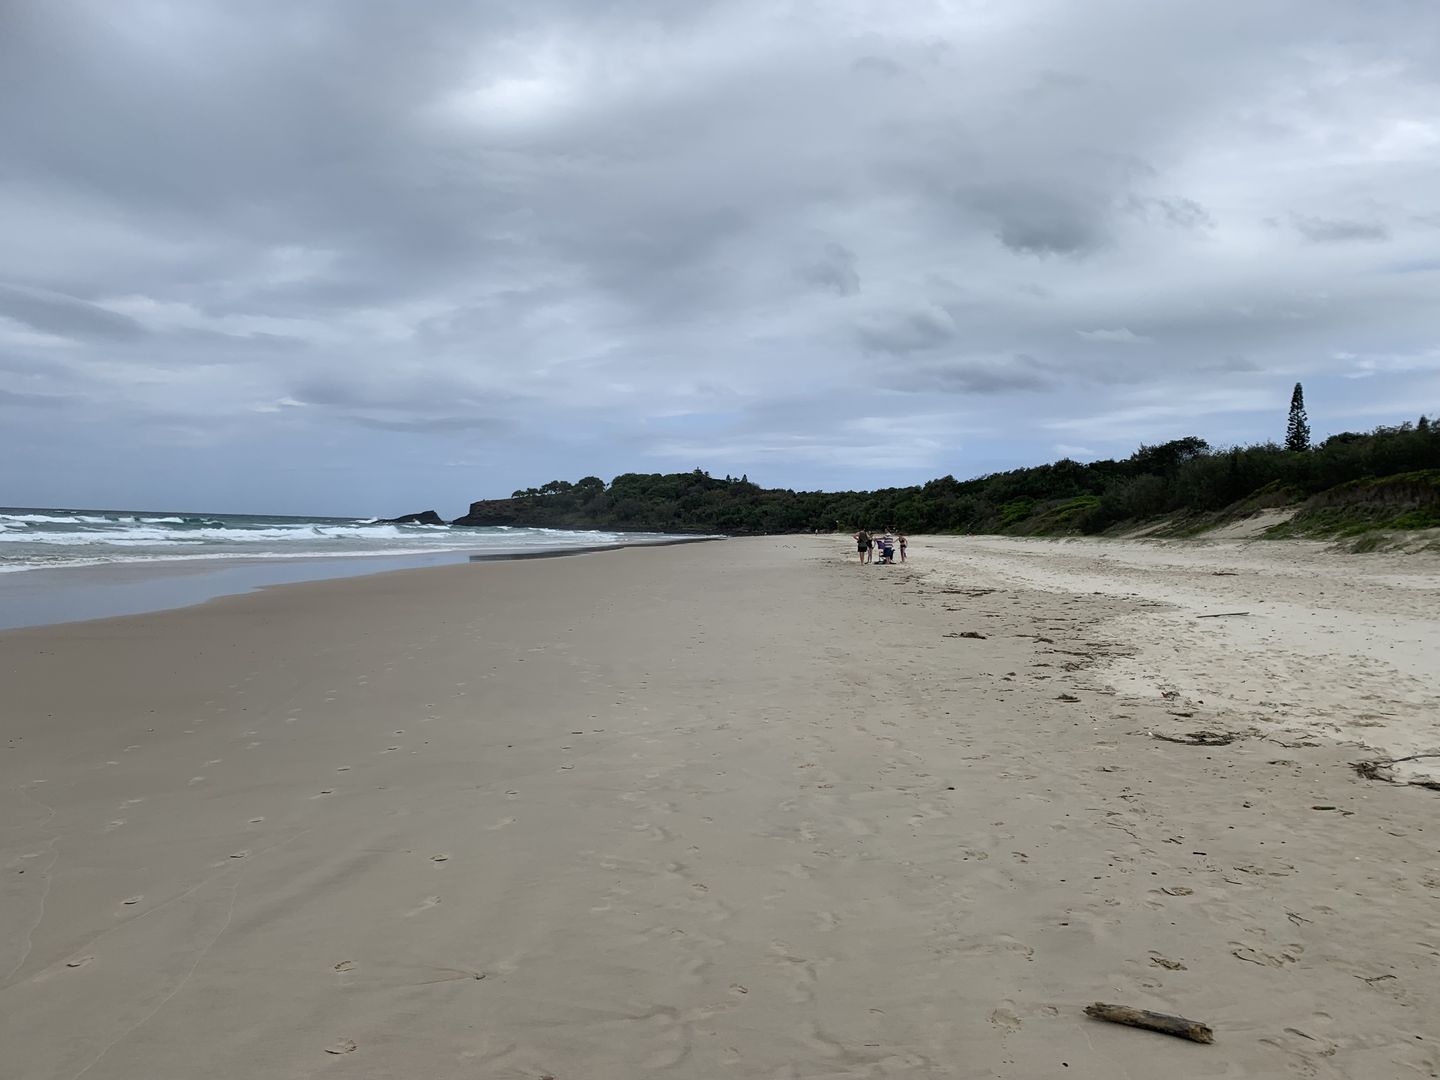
xmin=2 ymin=536 xmax=1437 ymax=1078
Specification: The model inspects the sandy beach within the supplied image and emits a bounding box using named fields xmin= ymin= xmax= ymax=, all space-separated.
xmin=3 ymin=536 xmax=1438 ymax=1079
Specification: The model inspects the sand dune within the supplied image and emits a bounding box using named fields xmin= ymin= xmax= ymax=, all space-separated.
xmin=2 ymin=537 xmax=1437 ymax=1078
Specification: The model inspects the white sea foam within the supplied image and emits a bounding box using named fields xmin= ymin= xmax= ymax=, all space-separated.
xmin=0 ymin=506 xmax=667 ymax=574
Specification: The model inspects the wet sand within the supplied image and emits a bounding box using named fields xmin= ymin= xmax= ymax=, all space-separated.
xmin=2 ymin=536 xmax=1437 ymax=1078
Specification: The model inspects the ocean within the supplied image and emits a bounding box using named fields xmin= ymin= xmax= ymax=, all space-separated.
xmin=0 ymin=507 xmax=671 ymax=574
xmin=0 ymin=507 xmax=708 ymax=630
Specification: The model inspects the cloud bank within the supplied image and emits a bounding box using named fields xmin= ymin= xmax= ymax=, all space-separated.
xmin=2 ymin=0 xmax=1437 ymax=513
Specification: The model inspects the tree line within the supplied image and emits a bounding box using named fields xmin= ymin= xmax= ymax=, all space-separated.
xmin=456 ymin=409 xmax=1439 ymax=537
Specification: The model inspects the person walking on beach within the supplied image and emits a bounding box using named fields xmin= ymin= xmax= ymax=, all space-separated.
xmin=897 ymin=533 xmax=907 ymax=562
xmin=854 ymin=528 xmax=871 ymax=564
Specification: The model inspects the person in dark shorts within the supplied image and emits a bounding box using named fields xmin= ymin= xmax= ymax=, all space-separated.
xmin=854 ymin=529 xmax=871 ymax=564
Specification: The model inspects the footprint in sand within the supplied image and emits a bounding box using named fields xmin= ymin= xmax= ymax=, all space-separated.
xmin=103 ymin=819 xmax=126 ymax=832
xmin=188 ymin=776 xmax=206 ymax=785
xmin=311 ymin=790 xmax=334 ymax=799
xmin=767 ymin=942 xmax=822 ymax=1003
xmin=405 ymin=896 xmax=441 ymax=916
xmin=65 ymin=955 xmax=95 ymax=969
xmin=486 ymin=817 xmax=516 ymax=831
xmin=988 ymin=1003 xmax=1022 ymax=1032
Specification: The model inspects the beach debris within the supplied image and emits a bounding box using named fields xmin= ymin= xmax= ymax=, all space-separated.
xmin=334 ymin=960 xmax=354 ymax=972
xmin=943 ymin=631 xmax=987 ymax=639
xmin=1356 ymin=973 xmax=1397 ymax=987
xmin=324 ymin=1038 xmax=357 ymax=1055
xmin=1231 ymin=945 xmax=1298 ymax=967
xmin=1056 ymin=693 xmax=1081 ymax=703
xmin=1197 ymin=611 xmax=1250 ymax=619
xmin=1153 ymin=730 xmax=1238 ymax=746
xmin=1084 ymin=1002 xmax=1213 ymax=1043
xmin=1150 ymin=954 xmax=1188 ymax=970
xmin=65 ymin=956 xmax=94 ymax=969
xmin=1351 ymin=753 xmax=1440 ymax=791
xmin=1160 ymin=886 xmax=1193 ymax=896
xmin=431 ymin=854 xmax=449 ymax=862
xmin=1211 ymin=571 xmax=1239 ymax=576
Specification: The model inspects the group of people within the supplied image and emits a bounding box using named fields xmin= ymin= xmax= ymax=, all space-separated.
xmin=853 ymin=528 xmax=906 ymax=565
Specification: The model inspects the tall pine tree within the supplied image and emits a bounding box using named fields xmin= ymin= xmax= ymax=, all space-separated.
xmin=1285 ymin=382 xmax=1311 ymax=452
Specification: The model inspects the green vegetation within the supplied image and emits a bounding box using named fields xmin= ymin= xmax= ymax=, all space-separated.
xmin=1286 ymin=382 xmax=1311 ymax=452
xmin=454 ymin=417 xmax=1440 ymax=539
xmin=1266 ymin=469 xmax=1440 ymax=538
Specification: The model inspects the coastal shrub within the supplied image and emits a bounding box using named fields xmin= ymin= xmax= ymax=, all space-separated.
xmin=453 ymin=415 xmax=1440 ymax=537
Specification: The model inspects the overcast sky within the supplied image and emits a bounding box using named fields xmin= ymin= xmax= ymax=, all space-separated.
xmin=2 ymin=0 xmax=1438 ymax=516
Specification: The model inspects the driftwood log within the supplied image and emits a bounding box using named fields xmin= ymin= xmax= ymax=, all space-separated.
xmin=1153 ymin=730 xmax=1239 ymax=746
xmin=1084 ymin=1002 xmax=1214 ymax=1044
xmin=1197 ymin=611 xmax=1249 ymax=619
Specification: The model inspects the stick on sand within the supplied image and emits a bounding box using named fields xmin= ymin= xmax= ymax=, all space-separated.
xmin=1084 ymin=1002 xmax=1214 ymax=1044
xmin=1197 ymin=611 xmax=1250 ymax=619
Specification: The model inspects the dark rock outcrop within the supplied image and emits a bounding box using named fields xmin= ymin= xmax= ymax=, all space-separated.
xmin=451 ymin=500 xmax=519 ymax=527
xmin=380 ymin=510 xmax=446 ymax=526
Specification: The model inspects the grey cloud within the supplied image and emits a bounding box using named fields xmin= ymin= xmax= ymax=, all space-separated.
xmin=799 ymin=244 xmax=861 ymax=296
xmin=2 ymin=0 xmax=1439 ymax=512
xmin=291 ymin=372 xmax=517 ymax=413
xmin=0 ymin=284 xmax=146 ymax=341
xmin=1290 ymin=214 xmax=1390 ymax=243
xmin=350 ymin=415 xmax=509 ymax=433
xmin=969 ymin=185 xmax=1110 ymax=257
xmin=852 ymin=56 xmax=905 ymax=78
xmin=1125 ymin=195 xmax=1215 ymax=230
xmin=1205 ymin=356 xmax=1261 ymax=373
xmin=889 ymin=354 xmax=1058 ymax=395
xmin=1076 ymin=328 xmax=1153 ymax=344
xmin=0 ymin=388 xmax=75 ymax=409
xmin=856 ymin=308 xmax=956 ymax=355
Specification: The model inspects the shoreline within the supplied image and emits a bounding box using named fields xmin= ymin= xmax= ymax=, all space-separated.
xmin=0 ymin=535 xmax=725 ymax=632
xmin=2 ymin=536 xmax=1436 ymax=1078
